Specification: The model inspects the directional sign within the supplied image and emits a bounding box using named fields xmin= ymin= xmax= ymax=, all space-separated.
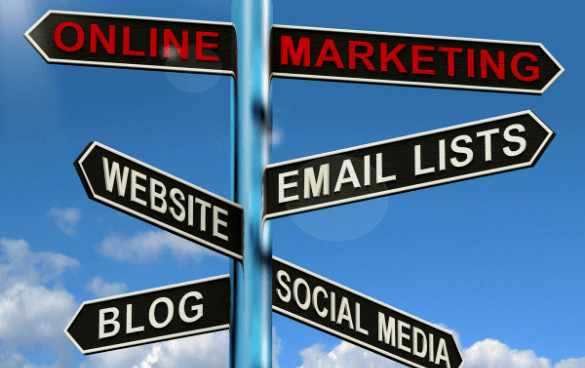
xmin=271 ymin=25 xmax=563 ymax=94
xmin=264 ymin=111 xmax=554 ymax=220
xmin=75 ymin=142 xmax=244 ymax=260
xmin=65 ymin=275 xmax=230 ymax=354
xmin=25 ymin=10 xmax=236 ymax=76
xmin=272 ymin=257 xmax=463 ymax=368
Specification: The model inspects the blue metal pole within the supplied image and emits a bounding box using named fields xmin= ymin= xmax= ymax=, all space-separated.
xmin=230 ymin=0 xmax=272 ymax=367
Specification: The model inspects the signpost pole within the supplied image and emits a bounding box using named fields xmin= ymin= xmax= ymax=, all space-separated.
xmin=230 ymin=0 xmax=273 ymax=368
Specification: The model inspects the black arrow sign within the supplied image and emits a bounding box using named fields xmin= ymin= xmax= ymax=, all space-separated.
xmin=273 ymin=257 xmax=463 ymax=368
xmin=75 ymin=142 xmax=244 ymax=260
xmin=264 ymin=111 xmax=554 ymax=220
xmin=272 ymin=25 xmax=563 ymax=94
xmin=25 ymin=10 xmax=236 ymax=76
xmin=65 ymin=275 xmax=230 ymax=354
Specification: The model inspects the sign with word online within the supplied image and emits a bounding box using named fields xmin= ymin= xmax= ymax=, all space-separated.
xmin=25 ymin=11 xmax=236 ymax=76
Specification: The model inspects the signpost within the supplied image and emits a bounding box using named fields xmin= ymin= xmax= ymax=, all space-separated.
xmin=25 ymin=10 xmax=236 ymax=76
xmin=75 ymin=141 xmax=244 ymax=260
xmin=264 ymin=111 xmax=554 ymax=220
xmin=65 ymin=275 xmax=230 ymax=354
xmin=272 ymin=257 xmax=463 ymax=368
xmin=24 ymin=3 xmax=563 ymax=367
xmin=229 ymin=0 xmax=273 ymax=366
xmin=272 ymin=25 xmax=564 ymax=94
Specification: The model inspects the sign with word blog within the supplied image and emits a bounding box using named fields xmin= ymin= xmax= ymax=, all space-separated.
xmin=65 ymin=275 xmax=230 ymax=354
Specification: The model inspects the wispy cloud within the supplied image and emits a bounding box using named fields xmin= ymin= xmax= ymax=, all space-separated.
xmin=272 ymin=124 xmax=284 ymax=147
xmin=48 ymin=207 xmax=82 ymax=237
xmin=0 ymin=237 xmax=79 ymax=287
xmin=273 ymin=326 xmax=283 ymax=368
xmin=97 ymin=230 xmax=220 ymax=263
xmin=85 ymin=277 xmax=127 ymax=298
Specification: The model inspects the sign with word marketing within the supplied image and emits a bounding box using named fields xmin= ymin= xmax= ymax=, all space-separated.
xmin=272 ymin=25 xmax=563 ymax=94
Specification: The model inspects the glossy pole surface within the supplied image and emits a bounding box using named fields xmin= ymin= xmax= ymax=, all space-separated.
xmin=230 ymin=0 xmax=273 ymax=367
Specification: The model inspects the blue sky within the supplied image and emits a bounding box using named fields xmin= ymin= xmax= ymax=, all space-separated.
xmin=0 ymin=0 xmax=583 ymax=367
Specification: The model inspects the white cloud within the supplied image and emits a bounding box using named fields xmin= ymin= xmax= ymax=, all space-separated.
xmin=79 ymin=330 xmax=230 ymax=368
xmin=296 ymin=335 xmax=585 ymax=368
xmin=0 ymin=237 xmax=582 ymax=368
xmin=298 ymin=341 xmax=402 ymax=368
xmin=97 ymin=230 xmax=220 ymax=263
xmin=464 ymin=339 xmax=551 ymax=368
xmin=80 ymin=322 xmax=284 ymax=368
xmin=48 ymin=208 xmax=82 ymax=237
xmin=555 ymin=357 xmax=585 ymax=368
xmin=0 ymin=237 xmax=79 ymax=288
xmin=0 ymin=282 xmax=76 ymax=346
xmin=85 ymin=277 xmax=127 ymax=298
xmin=0 ymin=237 xmax=79 ymax=367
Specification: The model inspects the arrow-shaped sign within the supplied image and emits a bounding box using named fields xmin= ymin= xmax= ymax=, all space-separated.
xmin=25 ymin=10 xmax=236 ymax=76
xmin=75 ymin=142 xmax=244 ymax=260
xmin=65 ymin=275 xmax=230 ymax=354
xmin=25 ymin=13 xmax=564 ymax=94
xmin=272 ymin=25 xmax=563 ymax=94
xmin=264 ymin=111 xmax=554 ymax=220
xmin=272 ymin=257 xmax=463 ymax=368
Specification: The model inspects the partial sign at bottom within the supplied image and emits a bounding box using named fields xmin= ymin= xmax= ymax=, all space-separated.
xmin=272 ymin=257 xmax=463 ymax=368
xmin=65 ymin=275 xmax=230 ymax=354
